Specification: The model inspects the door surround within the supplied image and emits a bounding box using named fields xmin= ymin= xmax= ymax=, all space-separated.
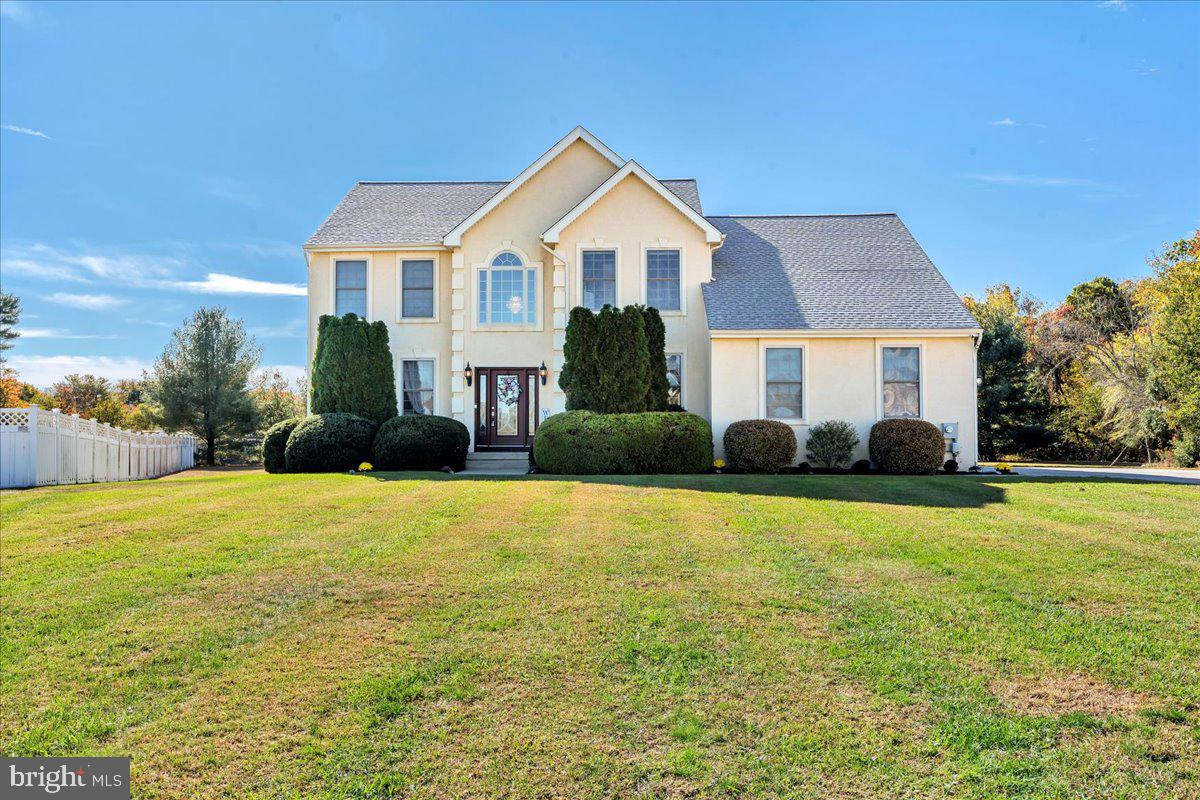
xmin=472 ymin=367 xmax=541 ymax=451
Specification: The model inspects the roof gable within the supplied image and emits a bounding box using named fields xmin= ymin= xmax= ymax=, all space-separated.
xmin=542 ymin=161 xmax=723 ymax=245
xmin=442 ymin=126 xmax=624 ymax=247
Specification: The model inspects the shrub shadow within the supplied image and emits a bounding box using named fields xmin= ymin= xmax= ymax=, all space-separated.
xmin=361 ymin=470 xmax=1051 ymax=509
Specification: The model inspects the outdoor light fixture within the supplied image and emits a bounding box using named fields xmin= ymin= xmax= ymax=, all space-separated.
xmin=539 ymin=361 xmax=548 ymax=385
xmin=464 ymin=363 xmax=473 ymax=387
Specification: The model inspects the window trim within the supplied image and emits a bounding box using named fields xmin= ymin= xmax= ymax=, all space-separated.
xmin=875 ymin=341 xmax=925 ymax=421
xmin=758 ymin=341 xmax=807 ymax=425
xmin=640 ymin=242 xmax=685 ymax=315
xmin=574 ymin=242 xmax=622 ymax=311
xmin=472 ymin=245 xmax=544 ymax=332
xmin=397 ymin=354 xmax=440 ymax=417
xmin=397 ymin=256 xmax=439 ymax=323
xmin=665 ymin=351 xmax=685 ymax=408
xmin=329 ymin=254 xmax=372 ymax=320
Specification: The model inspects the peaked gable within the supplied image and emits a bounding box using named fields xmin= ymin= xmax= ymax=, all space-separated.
xmin=541 ymin=161 xmax=724 ymax=245
xmin=442 ymin=126 xmax=624 ymax=247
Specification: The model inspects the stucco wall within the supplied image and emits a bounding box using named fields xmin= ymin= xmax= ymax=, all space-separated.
xmin=556 ymin=173 xmax=714 ymax=419
xmin=710 ymin=335 xmax=978 ymax=467
xmin=306 ymin=249 xmax=453 ymax=416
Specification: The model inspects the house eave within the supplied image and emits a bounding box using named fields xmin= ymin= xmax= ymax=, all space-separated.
xmin=709 ymin=327 xmax=983 ymax=339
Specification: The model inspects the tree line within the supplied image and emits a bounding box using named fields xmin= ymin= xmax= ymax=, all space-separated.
xmin=967 ymin=231 xmax=1198 ymax=466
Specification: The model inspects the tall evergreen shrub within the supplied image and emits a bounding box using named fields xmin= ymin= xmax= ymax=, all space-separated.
xmin=559 ymin=305 xmax=652 ymax=413
xmin=310 ymin=314 xmax=398 ymax=424
xmin=637 ymin=305 xmax=669 ymax=411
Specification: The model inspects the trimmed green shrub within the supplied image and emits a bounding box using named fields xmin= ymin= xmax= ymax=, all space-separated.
xmin=637 ymin=305 xmax=669 ymax=412
xmin=868 ymin=418 xmax=946 ymax=475
xmin=261 ymin=416 xmax=305 ymax=473
xmin=805 ymin=420 xmax=860 ymax=469
xmin=533 ymin=411 xmax=712 ymax=474
xmin=723 ymin=419 xmax=797 ymax=473
xmin=310 ymin=314 xmax=398 ymax=424
xmin=372 ymin=415 xmax=470 ymax=471
xmin=284 ymin=413 xmax=378 ymax=473
xmin=559 ymin=305 xmax=651 ymax=413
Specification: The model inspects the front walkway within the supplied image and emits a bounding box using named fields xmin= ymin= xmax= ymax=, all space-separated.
xmin=1012 ymin=465 xmax=1200 ymax=485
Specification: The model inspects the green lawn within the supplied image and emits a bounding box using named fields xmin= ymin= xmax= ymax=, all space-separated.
xmin=2 ymin=471 xmax=1197 ymax=799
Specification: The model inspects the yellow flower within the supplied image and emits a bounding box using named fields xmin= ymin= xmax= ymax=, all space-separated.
xmin=358 ymin=462 xmax=373 ymax=472
xmin=713 ymin=459 xmax=726 ymax=469
xmin=996 ymin=462 xmax=1011 ymax=474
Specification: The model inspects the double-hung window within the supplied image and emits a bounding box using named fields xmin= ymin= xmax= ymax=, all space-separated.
xmin=665 ymin=353 xmax=683 ymax=407
xmin=334 ymin=260 xmax=367 ymax=318
xmin=881 ymin=346 xmax=920 ymax=418
xmin=401 ymin=260 xmax=435 ymax=319
xmin=581 ymin=250 xmax=616 ymax=310
xmin=645 ymin=249 xmax=681 ymax=311
xmin=400 ymin=359 xmax=435 ymax=415
xmin=478 ymin=251 xmax=537 ymax=325
xmin=764 ymin=347 xmax=803 ymax=420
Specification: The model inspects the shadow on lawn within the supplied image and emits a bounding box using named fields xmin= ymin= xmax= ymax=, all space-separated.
xmin=359 ymin=470 xmax=1042 ymax=508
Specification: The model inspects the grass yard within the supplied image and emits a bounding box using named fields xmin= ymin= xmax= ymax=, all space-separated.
xmin=2 ymin=471 xmax=1198 ymax=799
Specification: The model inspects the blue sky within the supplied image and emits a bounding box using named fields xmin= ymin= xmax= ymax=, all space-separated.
xmin=1 ymin=0 xmax=1197 ymax=388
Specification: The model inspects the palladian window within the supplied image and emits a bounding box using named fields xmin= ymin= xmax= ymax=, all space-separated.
xmin=479 ymin=251 xmax=537 ymax=325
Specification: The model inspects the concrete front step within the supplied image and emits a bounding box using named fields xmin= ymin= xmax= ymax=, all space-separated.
xmin=465 ymin=451 xmax=530 ymax=473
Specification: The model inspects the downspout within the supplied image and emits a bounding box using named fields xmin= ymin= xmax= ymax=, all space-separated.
xmin=972 ymin=332 xmax=981 ymax=467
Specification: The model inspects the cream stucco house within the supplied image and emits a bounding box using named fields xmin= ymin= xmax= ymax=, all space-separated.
xmin=305 ymin=127 xmax=982 ymax=466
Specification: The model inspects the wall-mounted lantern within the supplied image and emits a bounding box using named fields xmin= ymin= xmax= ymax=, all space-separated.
xmin=464 ymin=362 xmax=473 ymax=387
xmin=539 ymin=361 xmax=548 ymax=386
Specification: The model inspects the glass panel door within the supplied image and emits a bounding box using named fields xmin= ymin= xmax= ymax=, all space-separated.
xmin=495 ymin=374 xmax=521 ymax=439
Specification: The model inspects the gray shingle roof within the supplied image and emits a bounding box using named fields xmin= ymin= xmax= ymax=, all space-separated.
xmin=307 ymin=181 xmax=506 ymax=246
xmin=702 ymin=214 xmax=978 ymax=330
xmin=307 ymin=178 xmax=703 ymax=246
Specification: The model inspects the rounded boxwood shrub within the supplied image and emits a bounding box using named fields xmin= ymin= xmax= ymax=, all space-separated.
xmin=868 ymin=418 xmax=945 ymax=475
xmin=533 ymin=411 xmax=712 ymax=475
xmin=262 ymin=416 xmax=305 ymax=473
xmin=372 ymin=415 xmax=470 ymax=472
xmin=284 ymin=413 xmax=378 ymax=473
xmin=805 ymin=419 xmax=860 ymax=469
xmin=723 ymin=419 xmax=797 ymax=473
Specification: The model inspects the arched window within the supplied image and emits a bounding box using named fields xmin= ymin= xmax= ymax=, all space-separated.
xmin=479 ymin=251 xmax=538 ymax=325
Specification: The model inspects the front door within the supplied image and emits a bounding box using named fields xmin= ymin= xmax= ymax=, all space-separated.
xmin=474 ymin=368 xmax=540 ymax=451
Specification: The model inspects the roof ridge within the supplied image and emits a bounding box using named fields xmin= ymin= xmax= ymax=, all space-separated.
xmin=707 ymin=213 xmax=898 ymax=219
xmin=356 ymin=180 xmax=509 ymax=186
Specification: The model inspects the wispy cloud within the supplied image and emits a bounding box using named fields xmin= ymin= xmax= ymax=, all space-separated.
xmin=1096 ymin=0 xmax=1127 ymax=10
xmin=18 ymin=327 xmax=118 ymax=340
xmin=44 ymin=292 xmax=130 ymax=310
xmin=2 ymin=242 xmax=306 ymax=297
xmin=5 ymin=355 xmax=151 ymax=389
xmin=124 ymin=317 xmax=176 ymax=328
xmin=249 ymin=318 xmax=306 ymax=338
xmin=989 ymin=117 xmax=1047 ymax=129
xmin=203 ymin=176 xmax=261 ymax=208
xmin=1129 ymin=60 xmax=1160 ymax=76
xmin=177 ymin=273 xmax=306 ymax=296
xmin=0 ymin=1 xmax=35 ymax=26
xmin=2 ymin=124 xmax=50 ymax=140
xmin=965 ymin=172 xmax=1101 ymax=188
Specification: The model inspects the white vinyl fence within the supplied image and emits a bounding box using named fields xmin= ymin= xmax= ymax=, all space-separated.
xmin=0 ymin=407 xmax=196 ymax=489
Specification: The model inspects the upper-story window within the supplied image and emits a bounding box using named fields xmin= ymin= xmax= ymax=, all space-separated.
xmin=581 ymin=250 xmax=616 ymax=310
xmin=479 ymin=251 xmax=537 ymax=325
xmin=646 ymin=249 xmax=681 ymax=311
xmin=335 ymin=259 xmax=367 ymax=318
xmin=882 ymin=346 xmax=921 ymax=418
xmin=401 ymin=259 xmax=435 ymax=319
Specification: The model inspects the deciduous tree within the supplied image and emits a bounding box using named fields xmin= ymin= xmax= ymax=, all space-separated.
xmin=146 ymin=307 xmax=261 ymax=465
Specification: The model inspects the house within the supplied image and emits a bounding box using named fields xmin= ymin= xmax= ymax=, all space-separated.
xmin=305 ymin=127 xmax=982 ymax=466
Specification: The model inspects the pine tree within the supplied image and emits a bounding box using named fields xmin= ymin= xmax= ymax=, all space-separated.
xmin=309 ymin=313 xmax=398 ymax=424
